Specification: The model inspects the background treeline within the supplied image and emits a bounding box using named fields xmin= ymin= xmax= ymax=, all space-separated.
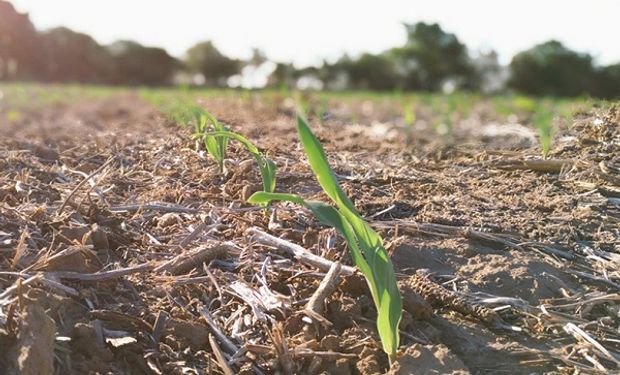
xmin=1 ymin=1 xmax=619 ymax=98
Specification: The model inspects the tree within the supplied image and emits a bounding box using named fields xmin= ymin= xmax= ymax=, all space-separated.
xmin=0 ymin=1 xmax=44 ymax=80
xmin=267 ymin=62 xmax=298 ymax=89
xmin=185 ymin=41 xmax=240 ymax=86
xmin=592 ymin=63 xmax=620 ymax=99
xmin=508 ymin=40 xmax=596 ymax=97
xmin=108 ymin=40 xmax=178 ymax=85
xmin=471 ymin=50 xmax=506 ymax=94
xmin=323 ymin=53 xmax=398 ymax=91
xmin=391 ymin=22 xmax=475 ymax=91
xmin=41 ymin=27 xmax=114 ymax=83
xmin=247 ymin=48 xmax=267 ymax=67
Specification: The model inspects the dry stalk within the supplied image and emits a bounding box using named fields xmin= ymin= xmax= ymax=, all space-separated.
xmin=154 ymin=242 xmax=238 ymax=275
xmin=57 ymin=156 xmax=116 ymax=215
xmin=48 ymin=262 xmax=154 ymax=281
xmin=209 ymin=334 xmax=235 ymax=375
xmin=108 ymin=202 xmax=200 ymax=214
xmin=246 ymin=227 xmax=356 ymax=275
xmin=305 ymin=261 xmax=342 ymax=315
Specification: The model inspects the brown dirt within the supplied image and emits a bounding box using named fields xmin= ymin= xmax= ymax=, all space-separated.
xmin=388 ymin=344 xmax=469 ymax=375
xmin=0 ymin=89 xmax=619 ymax=374
xmin=6 ymin=295 xmax=57 ymax=375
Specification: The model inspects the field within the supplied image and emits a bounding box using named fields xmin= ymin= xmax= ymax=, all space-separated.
xmin=1 ymin=84 xmax=619 ymax=374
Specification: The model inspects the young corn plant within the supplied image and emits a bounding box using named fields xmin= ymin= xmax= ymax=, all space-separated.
xmin=442 ymin=94 xmax=459 ymax=140
xmin=403 ymin=100 xmax=416 ymax=129
xmin=402 ymin=99 xmax=416 ymax=143
xmin=193 ymin=109 xmax=229 ymax=173
xmin=206 ymin=130 xmax=277 ymax=195
xmin=534 ymin=110 xmax=553 ymax=157
xmin=248 ymin=115 xmax=402 ymax=363
xmin=316 ymin=97 xmax=329 ymax=125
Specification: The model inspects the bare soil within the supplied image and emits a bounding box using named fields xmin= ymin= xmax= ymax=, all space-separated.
xmin=0 ymin=92 xmax=619 ymax=374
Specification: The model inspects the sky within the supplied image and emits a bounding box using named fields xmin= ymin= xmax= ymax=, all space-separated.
xmin=9 ymin=0 xmax=620 ymax=67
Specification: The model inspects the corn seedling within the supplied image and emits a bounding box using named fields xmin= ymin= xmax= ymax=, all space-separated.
xmin=316 ymin=97 xmax=329 ymax=125
xmin=403 ymin=100 xmax=416 ymax=128
xmin=206 ymin=130 xmax=277 ymax=194
xmin=402 ymin=99 xmax=416 ymax=143
xmin=292 ymin=90 xmax=308 ymax=113
xmin=514 ymin=96 xmax=536 ymax=113
xmin=193 ymin=109 xmax=229 ymax=173
xmin=248 ymin=115 xmax=402 ymax=363
xmin=491 ymin=97 xmax=514 ymax=118
xmin=6 ymin=109 xmax=22 ymax=123
xmin=534 ymin=110 xmax=553 ymax=157
xmin=443 ymin=94 xmax=459 ymax=140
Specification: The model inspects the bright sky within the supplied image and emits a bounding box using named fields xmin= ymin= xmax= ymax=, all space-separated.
xmin=10 ymin=0 xmax=620 ymax=67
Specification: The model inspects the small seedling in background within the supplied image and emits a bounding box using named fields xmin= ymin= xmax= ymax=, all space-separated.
xmin=534 ymin=110 xmax=553 ymax=157
xmin=193 ymin=109 xmax=229 ymax=173
xmin=443 ymin=94 xmax=459 ymax=139
xmin=248 ymin=115 xmax=402 ymax=364
xmin=207 ymin=130 xmax=277 ymax=195
xmin=514 ymin=96 xmax=536 ymax=113
xmin=293 ymin=91 xmax=311 ymax=119
xmin=148 ymin=95 xmax=231 ymax=172
xmin=6 ymin=109 xmax=22 ymax=123
xmin=403 ymin=100 xmax=416 ymax=129
xmin=316 ymin=97 xmax=329 ymax=125
xmin=492 ymin=96 xmax=515 ymax=118
xmin=430 ymin=96 xmax=456 ymax=140
xmin=402 ymin=99 xmax=417 ymax=142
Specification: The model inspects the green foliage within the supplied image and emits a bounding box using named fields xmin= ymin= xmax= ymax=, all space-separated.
xmin=5 ymin=108 xmax=21 ymax=123
xmin=325 ymin=53 xmax=400 ymax=91
xmin=193 ymin=109 xmax=229 ymax=172
xmin=185 ymin=41 xmax=241 ymax=87
xmin=514 ymin=96 xmax=536 ymax=112
xmin=107 ymin=40 xmax=178 ymax=85
xmin=508 ymin=40 xmax=596 ymax=98
xmin=593 ymin=63 xmax=620 ymax=99
xmin=533 ymin=110 xmax=554 ymax=157
xmin=42 ymin=27 xmax=116 ymax=83
xmin=248 ymin=115 xmax=402 ymax=362
xmin=403 ymin=100 xmax=416 ymax=129
xmin=391 ymin=22 xmax=475 ymax=91
xmin=140 ymin=89 xmax=276 ymax=194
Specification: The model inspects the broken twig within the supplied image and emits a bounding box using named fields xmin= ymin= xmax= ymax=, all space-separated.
xmin=246 ymin=228 xmax=355 ymax=275
xmin=306 ymin=261 xmax=342 ymax=314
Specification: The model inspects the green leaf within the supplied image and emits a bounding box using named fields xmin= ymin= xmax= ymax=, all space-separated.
xmin=204 ymin=134 xmax=223 ymax=167
xmin=199 ymin=111 xmax=229 ymax=171
xmin=247 ymin=192 xmax=374 ymax=293
xmin=534 ymin=110 xmax=553 ymax=157
xmin=247 ymin=191 xmax=304 ymax=206
xmin=295 ymin=114 xmax=402 ymax=359
xmin=263 ymin=159 xmax=277 ymax=193
xmin=208 ymin=131 xmax=277 ymax=194
xmin=295 ymin=114 xmax=358 ymax=214
xmin=191 ymin=106 xmax=206 ymax=134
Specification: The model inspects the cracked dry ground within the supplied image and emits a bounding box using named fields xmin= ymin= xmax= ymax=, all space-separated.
xmin=0 ymin=92 xmax=619 ymax=374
